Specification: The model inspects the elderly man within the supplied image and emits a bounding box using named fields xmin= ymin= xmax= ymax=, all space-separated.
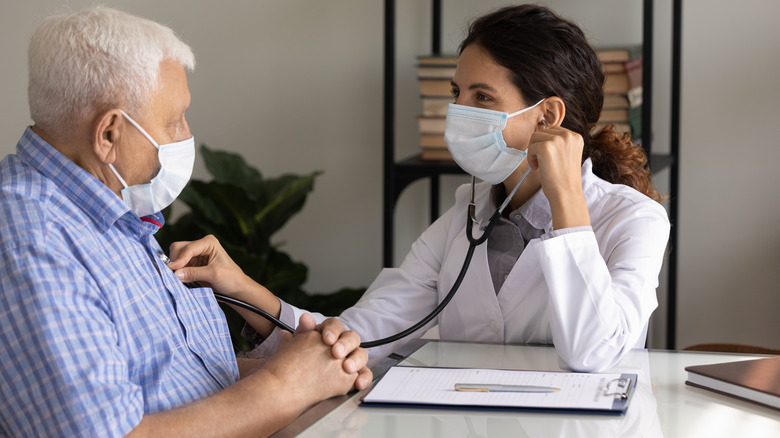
xmin=0 ymin=6 xmax=371 ymax=437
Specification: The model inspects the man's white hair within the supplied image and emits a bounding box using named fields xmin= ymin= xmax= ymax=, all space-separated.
xmin=28 ymin=6 xmax=195 ymax=134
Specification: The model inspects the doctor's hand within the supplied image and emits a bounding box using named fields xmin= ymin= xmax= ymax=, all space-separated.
xmin=525 ymin=126 xmax=590 ymax=230
xmin=167 ymin=234 xmax=256 ymax=299
xmin=525 ymin=126 xmax=584 ymax=198
xmin=169 ymin=235 xmax=284 ymax=338
xmin=295 ymin=314 xmax=373 ymax=390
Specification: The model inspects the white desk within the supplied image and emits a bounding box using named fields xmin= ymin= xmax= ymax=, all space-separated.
xmin=275 ymin=340 xmax=780 ymax=437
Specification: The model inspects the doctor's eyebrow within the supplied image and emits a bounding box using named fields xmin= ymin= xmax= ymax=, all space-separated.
xmin=451 ymin=81 xmax=498 ymax=93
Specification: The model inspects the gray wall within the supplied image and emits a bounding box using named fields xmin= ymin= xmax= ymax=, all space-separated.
xmin=1 ymin=1 xmax=778 ymax=350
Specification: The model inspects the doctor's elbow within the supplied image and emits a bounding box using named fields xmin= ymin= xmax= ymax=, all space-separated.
xmin=556 ymin=347 xmax=622 ymax=373
xmin=559 ymin=356 xmax=606 ymax=373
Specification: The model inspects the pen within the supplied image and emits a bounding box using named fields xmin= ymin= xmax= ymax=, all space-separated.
xmin=454 ymin=383 xmax=560 ymax=393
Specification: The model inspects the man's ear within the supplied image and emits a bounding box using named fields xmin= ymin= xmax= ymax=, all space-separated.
xmin=92 ymin=110 xmax=123 ymax=165
xmin=540 ymin=96 xmax=566 ymax=127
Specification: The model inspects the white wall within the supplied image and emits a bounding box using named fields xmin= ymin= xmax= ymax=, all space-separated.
xmin=1 ymin=1 xmax=778 ymax=350
xmin=677 ymin=0 xmax=780 ymax=349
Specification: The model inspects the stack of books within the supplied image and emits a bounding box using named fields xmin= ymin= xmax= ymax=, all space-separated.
xmin=595 ymin=45 xmax=643 ymax=139
xmin=416 ymin=54 xmax=457 ymax=160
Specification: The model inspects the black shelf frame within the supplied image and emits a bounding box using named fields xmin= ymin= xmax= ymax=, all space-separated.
xmin=382 ymin=0 xmax=680 ymax=348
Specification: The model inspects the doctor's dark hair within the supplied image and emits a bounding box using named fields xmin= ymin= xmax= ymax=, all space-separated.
xmin=459 ymin=5 xmax=662 ymax=202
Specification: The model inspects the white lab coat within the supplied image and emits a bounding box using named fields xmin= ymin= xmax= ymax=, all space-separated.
xmin=259 ymin=159 xmax=670 ymax=372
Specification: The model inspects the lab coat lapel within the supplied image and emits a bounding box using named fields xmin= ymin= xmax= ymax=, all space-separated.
xmin=496 ymin=238 xmax=553 ymax=344
xmin=463 ymin=187 xmax=504 ymax=313
xmin=437 ymin=185 xmax=504 ymax=342
xmin=466 ymin=219 xmax=501 ymax=304
xmin=496 ymin=183 xmax=552 ymax=318
xmin=497 ymin=239 xmax=542 ymax=299
xmin=494 ymin=185 xmax=555 ymax=344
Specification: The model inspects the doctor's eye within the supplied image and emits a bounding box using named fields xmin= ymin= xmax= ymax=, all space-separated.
xmin=450 ymin=87 xmax=460 ymax=98
xmin=476 ymin=92 xmax=494 ymax=103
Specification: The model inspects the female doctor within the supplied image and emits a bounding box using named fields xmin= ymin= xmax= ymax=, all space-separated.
xmin=169 ymin=4 xmax=670 ymax=372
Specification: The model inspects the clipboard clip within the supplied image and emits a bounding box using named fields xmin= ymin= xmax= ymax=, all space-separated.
xmin=604 ymin=377 xmax=632 ymax=400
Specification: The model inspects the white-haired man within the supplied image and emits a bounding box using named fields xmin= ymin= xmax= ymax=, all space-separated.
xmin=0 ymin=6 xmax=371 ymax=437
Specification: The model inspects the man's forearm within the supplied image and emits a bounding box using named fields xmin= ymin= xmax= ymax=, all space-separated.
xmin=127 ymin=368 xmax=302 ymax=438
xmin=236 ymin=357 xmax=265 ymax=378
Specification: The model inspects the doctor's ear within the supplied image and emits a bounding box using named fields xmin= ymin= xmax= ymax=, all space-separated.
xmin=92 ymin=109 xmax=123 ymax=164
xmin=539 ymin=96 xmax=565 ymax=128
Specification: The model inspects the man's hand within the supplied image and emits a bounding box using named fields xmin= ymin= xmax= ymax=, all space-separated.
xmin=260 ymin=314 xmax=373 ymax=408
xmin=296 ymin=315 xmax=373 ymax=390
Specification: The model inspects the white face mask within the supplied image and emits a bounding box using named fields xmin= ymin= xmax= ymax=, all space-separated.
xmin=108 ymin=110 xmax=195 ymax=217
xmin=444 ymin=99 xmax=543 ymax=184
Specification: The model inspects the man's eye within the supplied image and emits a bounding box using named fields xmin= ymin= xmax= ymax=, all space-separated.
xmin=476 ymin=93 xmax=492 ymax=102
xmin=450 ymin=88 xmax=459 ymax=98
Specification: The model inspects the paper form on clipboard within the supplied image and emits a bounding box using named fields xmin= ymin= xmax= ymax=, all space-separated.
xmin=361 ymin=366 xmax=636 ymax=415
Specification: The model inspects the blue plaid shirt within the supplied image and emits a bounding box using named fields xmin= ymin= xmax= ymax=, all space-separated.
xmin=0 ymin=128 xmax=239 ymax=437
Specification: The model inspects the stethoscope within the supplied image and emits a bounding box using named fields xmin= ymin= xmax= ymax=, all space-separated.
xmin=169 ymin=167 xmax=533 ymax=349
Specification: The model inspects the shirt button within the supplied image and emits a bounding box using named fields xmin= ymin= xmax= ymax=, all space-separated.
xmin=514 ymin=214 xmax=522 ymax=220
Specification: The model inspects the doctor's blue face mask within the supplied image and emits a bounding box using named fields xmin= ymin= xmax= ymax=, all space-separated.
xmin=444 ymin=99 xmax=544 ymax=184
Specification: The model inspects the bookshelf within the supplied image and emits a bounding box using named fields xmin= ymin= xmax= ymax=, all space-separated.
xmin=382 ymin=0 xmax=681 ymax=348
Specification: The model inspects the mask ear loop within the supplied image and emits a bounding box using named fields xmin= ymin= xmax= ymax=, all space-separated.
xmin=119 ymin=110 xmax=161 ymax=149
xmin=469 ymin=176 xmax=479 ymax=225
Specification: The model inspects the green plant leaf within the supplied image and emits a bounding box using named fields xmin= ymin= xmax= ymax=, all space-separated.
xmin=177 ymin=184 xmax=226 ymax=227
xmin=262 ymin=249 xmax=309 ymax=302
xmin=181 ymin=180 xmax=257 ymax=239
xmin=156 ymin=211 xmax=208 ymax=250
xmin=200 ymin=145 xmax=265 ymax=198
xmin=254 ymin=172 xmax=321 ymax=237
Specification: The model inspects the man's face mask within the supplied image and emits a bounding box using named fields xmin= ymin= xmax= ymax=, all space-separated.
xmin=444 ymin=99 xmax=543 ymax=184
xmin=108 ymin=110 xmax=194 ymax=217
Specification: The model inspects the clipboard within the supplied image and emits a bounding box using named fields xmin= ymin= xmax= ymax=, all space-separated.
xmin=361 ymin=366 xmax=637 ymax=415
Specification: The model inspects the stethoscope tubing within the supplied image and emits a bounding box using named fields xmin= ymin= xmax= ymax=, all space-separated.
xmin=214 ymin=293 xmax=295 ymax=333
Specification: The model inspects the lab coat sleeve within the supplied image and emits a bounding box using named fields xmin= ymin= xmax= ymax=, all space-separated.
xmin=336 ymin=205 xmax=457 ymax=363
xmin=247 ymin=208 xmax=455 ymax=365
xmin=537 ymin=197 xmax=670 ymax=372
xmin=245 ymin=298 xmax=325 ymax=358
